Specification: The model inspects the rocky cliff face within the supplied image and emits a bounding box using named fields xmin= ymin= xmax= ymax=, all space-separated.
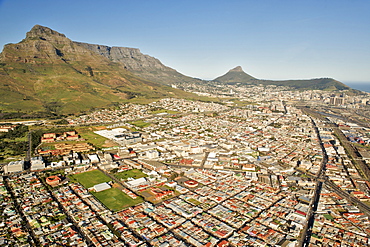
xmin=76 ymin=42 xmax=171 ymax=71
xmin=1 ymin=25 xmax=97 ymax=64
xmin=75 ymin=42 xmax=203 ymax=86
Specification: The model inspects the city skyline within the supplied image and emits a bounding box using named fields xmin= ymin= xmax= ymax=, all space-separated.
xmin=0 ymin=0 xmax=370 ymax=83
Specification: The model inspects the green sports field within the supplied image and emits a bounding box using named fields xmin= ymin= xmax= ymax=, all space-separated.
xmin=92 ymin=187 xmax=143 ymax=211
xmin=69 ymin=169 xmax=143 ymax=211
xmin=69 ymin=169 xmax=111 ymax=188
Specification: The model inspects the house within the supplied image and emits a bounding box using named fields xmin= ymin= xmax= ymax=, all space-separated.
xmin=40 ymin=131 xmax=80 ymax=143
xmin=145 ymin=150 xmax=160 ymax=159
xmin=43 ymin=133 xmax=57 ymax=139
xmin=242 ymin=163 xmax=256 ymax=171
xmin=123 ymin=159 xmax=142 ymax=169
xmin=0 ymin=125 xmax=16 ymax=132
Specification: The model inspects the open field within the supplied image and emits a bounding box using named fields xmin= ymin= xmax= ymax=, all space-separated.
xmin=69 ymin=169 xmax=111 ymax=188
xmin=229 ymin=98 xmax=258 ymax=106
xmin=127 ymin=120 xmax=151 ymax=128
xmin=92 ymin=187 xmax=143 ymax=212
xmin=69 ymin=170 xmax=143 ymax=211
xmin=112 ymin=169 xmax=147 ymax=181
xmin=74 ymin=126 xmax=118 ymax=148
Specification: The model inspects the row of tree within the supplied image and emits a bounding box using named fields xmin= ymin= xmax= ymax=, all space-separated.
xmin=0 ymin=125 xmax=29 ymax=140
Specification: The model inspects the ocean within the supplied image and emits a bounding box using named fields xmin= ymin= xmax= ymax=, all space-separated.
xmin=344 ymin=82 xmax=370 ymax=93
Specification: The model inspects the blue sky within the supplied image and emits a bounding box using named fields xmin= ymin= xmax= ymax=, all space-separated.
xmin=0 ymin=0 xmax=369 ymax=83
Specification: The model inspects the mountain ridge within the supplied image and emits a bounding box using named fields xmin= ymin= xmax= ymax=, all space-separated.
xmin=213 ymin=66 xmax=351 ymax=91
xmin=0 ymin=25 xmax=194 ymax=115
xmin=79 ymin=41 xmax=351 ymax=91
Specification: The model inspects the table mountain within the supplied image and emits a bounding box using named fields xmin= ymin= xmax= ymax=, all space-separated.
xmin=76 ymin=42 xmax=204 ymax=86
xmin=0 ymin=25 xmax=193 ymax=115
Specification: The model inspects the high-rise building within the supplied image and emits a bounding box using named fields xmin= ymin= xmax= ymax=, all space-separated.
xmin=30 ymin=156 xmax=45 ymax=171
xmin=4 ymin=160 xmax=24 ymax=173
xmin=329 ymin=96 xmax=345 ymax=105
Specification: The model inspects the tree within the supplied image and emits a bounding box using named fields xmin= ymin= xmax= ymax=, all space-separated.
xmin=85 ymin=66 xmax=94 ymax=76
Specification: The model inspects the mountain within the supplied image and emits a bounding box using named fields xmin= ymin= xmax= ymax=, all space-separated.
xmin=80 ymin=43 xmax=351 ymax=92
xmin=0 ymin=25 xmax=356 ymax=116
xmin=75 ymin=42 xmax=204 ymax=86
xmin=213 ymin=66 xmax=256 ymax=84
xmin=0 ymin=25 xmax=194 ymax=115
xmin=214 ymin=66 xmax=351 ymax=91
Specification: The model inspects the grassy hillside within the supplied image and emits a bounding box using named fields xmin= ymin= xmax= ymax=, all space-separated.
xmin=214 ymin=66 xmax=351 ymax=91
xmin=254 ymin=78 xmax=350 ymax=91
xmin=0 ymin=25 xmax=195 ymax=116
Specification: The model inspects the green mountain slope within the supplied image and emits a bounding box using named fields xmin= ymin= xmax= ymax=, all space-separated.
xmin=0 ymin=25 xmax=194 ymax=115
xmin=214 ymin=66 xmax=351 ymax=91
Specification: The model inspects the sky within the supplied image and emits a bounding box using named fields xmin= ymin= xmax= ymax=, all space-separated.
xmin=0 ymin=0 xmax=370 ymax=83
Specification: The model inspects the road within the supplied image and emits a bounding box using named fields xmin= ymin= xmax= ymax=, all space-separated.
xmin=297 ymin=116 xmax=328 ymax=247
xmin=200 ymin=151 xmax=210 ymax=169
xmin=301 ymin=106 xmax=370 ymax=182
xmin=26 ymin=130 xmax=32 ymax=163
xmin=297 ymin=108 xmax=370 ymax=246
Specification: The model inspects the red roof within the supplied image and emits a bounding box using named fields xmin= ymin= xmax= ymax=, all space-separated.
xmin=217 ymin=240 xmax=229 ymax=247
xmin=296 ymin=210 xmax=307 ymax=216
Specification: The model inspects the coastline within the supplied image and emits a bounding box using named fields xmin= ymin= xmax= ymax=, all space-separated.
xmin=344 ymin=82 xmax=370 ymax=93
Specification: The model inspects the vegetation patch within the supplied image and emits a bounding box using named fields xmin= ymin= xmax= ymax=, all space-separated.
xmin=128 ymin=120 xmax=151 ymax=128
xmin=92 ymin=187 xmax=143 ymax=211
xmin=0 ymin=125 xmax=29 ymax=161
xmin=69 ymin=169 xmax=111 ymax=188
xmin=112 ymin=168 xmax=147 ymax=181
xmin=323 ymin=214 xmax=334 ymax=220
xmin=229 ymin=98 xmax=257 ymax=106
xmin=74 ymin=126 xmax=116 ymax=148
xmin=187 ymin=198 xmax=202 ymax=206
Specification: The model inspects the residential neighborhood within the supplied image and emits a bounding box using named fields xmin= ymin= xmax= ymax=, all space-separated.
xmin=1 ymin=85 xmax=370 ymax=246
